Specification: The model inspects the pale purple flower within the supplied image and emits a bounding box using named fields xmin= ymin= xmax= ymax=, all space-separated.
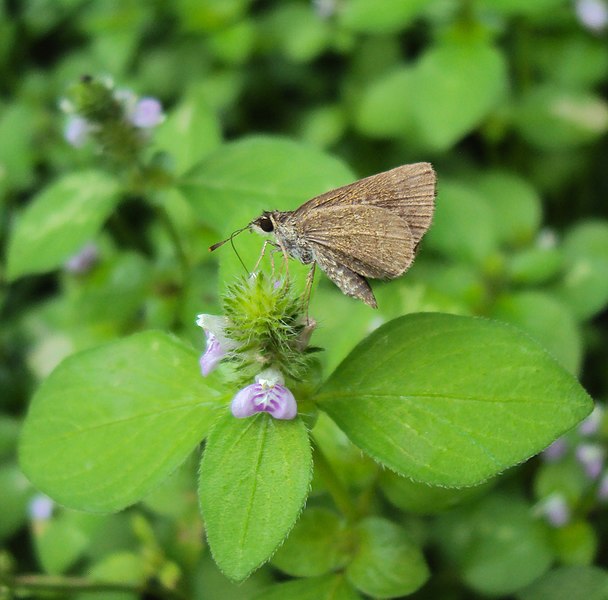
xmin=231 ymin=368 xmax=297 ymax=420
xmin=575 ymin=443 xmax=605 ymax=479
xmin=29 ymin=494 xmax=54 ymax=521
xmin=598 ymin=472 xmax=608 ymax=501
xmin=576 ymin=0 xmax=608 ymax=32
xmin=312 ymin=0 xmax=336 ymax=19
xmin=542 ymin=437 xmax=569 ymax=462
xmin=64 ymin=115 xmax=93 ymax=147
xmin=537 ymin=494 xmax=570 ymax=528
xmin=64 ymin=242 xmax=99 ymax=274
xmin=196 ymin=314 xmax=237 ymax=376
xmin=579 ymin=405 xmax=603 ymax=436
xmin=130 ymin=97 xmax=164 ymax=129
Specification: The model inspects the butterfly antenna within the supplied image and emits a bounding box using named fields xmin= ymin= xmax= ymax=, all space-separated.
xmin=208 ymin=226 xmax=249 ymax=274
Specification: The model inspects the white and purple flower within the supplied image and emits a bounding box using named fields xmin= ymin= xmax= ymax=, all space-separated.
xmin=231 ymin=368 xmax=297 ymax=420
xmin=196 ymin=314 xmax=238 ymax=376
xmin=129 ymin=97 xmax=164 ymax=129
xmin=575 ymin=0 xmax=608 ymax=32
xmin=537 ymin=493 xmax=570 ymax=528
xmin=64 ymin=115 xmax=94 ymax=147
xmin=575 ymin=443 xmax=605 ymax=479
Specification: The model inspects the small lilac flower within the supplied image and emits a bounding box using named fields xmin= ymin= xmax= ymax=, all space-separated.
xmin=598 ymin=472 xmax=608 ymax=501
xmin=64 ymin=115 xmax=92 ymax=147
xmin=196 ymin=314 xmax=237 ymax=376
xmin=312 ymin=0 xmax=336 ymax=19
xmin=579 ymin=405 xmax=603 ymax=436
xmin=542 ymin=437 xmax=569 ymax=462
xmin=537 ymin=493 xmax=570 ymax=528
xmin=130 ymin=97 xmax=164 ymax=129
xmin=64 ymin=242 xmax=99 ymax=274
xmin=575 ymin=443 xmax=605 ymax=479
xmin=29 ymin=494 xmax=54 ymax=522
xmin=231 ymin=368 xmax=297 ymax=420
xmin=576 ymin=0 xmax=608 ymax=32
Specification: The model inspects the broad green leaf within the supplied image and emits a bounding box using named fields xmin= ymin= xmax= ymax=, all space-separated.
xmin=425 ymin=180 xmax=498 ymax=265
xmin=6 ymin=171 xmax=121 ymax=280
xmin=379 ymin=470 xmax=490 ymax=515
xmin=271 ymin=507 xmax=349 ymax=577
xmin=436 ymin=493 xmax=553 ymax=595
xmin=554 ymin=221 xmax=608 ymax=319
xmin=180 ymin=136 xmax=354 ymax=232
xmin=339 ymin=0 xmax=430 ymax=34
xmin=517 ymin=566 xmax=608 ymax=600
xmin=154 ymin=90 xmax=222 ymax=174
xmin=474 ymin=171 xmax=542 ymax=246
xmin=479 ymin=0 xmax=566 ymax=15
xmin=515 ymin=86 xmax=608 ymax=150
xmin=19 ymin=331 xmax=223 ymax=512
xmin=253 ymin=574 xmax=360 ymax=600
xmin=200 ymin=413 xmax=312 ymax=581
xmin=346 ymin=517 xmax=429 ymax=598
xmin=353 ymin=67 xmax=414 ymax=138
xmin=317 ymin=313 xmax=592 ymax=487
xmin=410 ymin=39 xmax=507 ymax=150
xmin=492 ymin=292 xmax=582 ymax=374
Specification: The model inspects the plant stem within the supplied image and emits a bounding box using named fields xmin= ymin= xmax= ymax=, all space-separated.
xmin=312 ymin=441 xmax=359 ymax=522
xmin=2 ymin=573 xmax=188 ymax=600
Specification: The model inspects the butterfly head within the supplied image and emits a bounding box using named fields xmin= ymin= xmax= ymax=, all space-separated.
xmin=250 ymin=211 xmax=279 ymax=235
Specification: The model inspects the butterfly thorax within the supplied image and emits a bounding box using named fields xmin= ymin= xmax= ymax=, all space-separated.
xmin=251 ymin=210 xmax=315 ymax=264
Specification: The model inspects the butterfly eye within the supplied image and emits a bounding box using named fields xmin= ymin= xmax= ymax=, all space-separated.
xmin=259 ymin=216 xmax=274 ymax=233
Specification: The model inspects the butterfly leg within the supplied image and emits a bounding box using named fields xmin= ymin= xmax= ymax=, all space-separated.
xmin=303 ymin=262 xmax=316 ymax=324
xmin=251 ymin=239 xmax=274 ymax=275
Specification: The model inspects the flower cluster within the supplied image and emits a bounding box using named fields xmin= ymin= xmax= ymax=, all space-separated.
xmin=197 ymin=274 xmax=316 ymax=421
xmin=537 ymin=404 xmax=606 ymax=527
xmin=61 ymin=75 xmax=164 ymax=165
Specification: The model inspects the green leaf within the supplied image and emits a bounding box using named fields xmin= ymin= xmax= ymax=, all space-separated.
xmin=154 ymin=89 xmax=222 ymax=174
xmin=199 ymin=413 xmax=312 ymax=581
xmin=253 ymin=574 xmax=361 ymax=600
xmin=36 ymin=511 xmax=105 ymax=574
xmin=339 ymin=0 xmax=431 ymax=34
xmin=517 ymin=566 xmax=608 ymax=600
xmin=19 ymin=331 xmax=223 ymax=512
xmin=410 ymin=39 xmax=507 ymax=150
xmin=317 ymin=313 xmax=593 ymax=487
xmin=515 ymin=86 xmax=608 ymax=150
xmin=271 ymin=507 xmax=349 ymax=577
xmin=345 ymin=517 xmax=429 ymax=598
xmin=425 ymin=180 xmax=498 ymax=264
xmin=379 ymin=470 xmax=490 ymax=515
xmin=353 ymin=67 xmax=414 ymax=138
xmin=265 ymin=3 xmax=332 ymax=63
xmin=6 ymin=171 xmax=121 ymax=280
xmin=0 ymin=463 xmax=33 ymax=541
xmin=507 ymin=246 xmax=563 ymax=285
xmin=474 ymin=171 xmax=542 ymax=246
xmin=180 ymin=136 xmax=354 ymax=232
xmin=553 ymin=221 xmax=608 ymax=319
xmin=551 ymin=520 xmax=598 ymax=566
xmin=491 ymin=292 xmax=582 ymax=374
xmin=436 ymin=492 xmax=553 ymax=595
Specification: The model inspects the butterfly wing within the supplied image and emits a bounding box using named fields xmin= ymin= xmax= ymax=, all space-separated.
xmin=298 ymin=204 xmax=415 ymax=279
xmin=293 ymin=162 xmax=436 ymax=245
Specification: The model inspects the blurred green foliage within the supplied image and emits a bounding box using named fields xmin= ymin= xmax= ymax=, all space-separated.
xmin=1 ymin=0 xmax=608 ymax=598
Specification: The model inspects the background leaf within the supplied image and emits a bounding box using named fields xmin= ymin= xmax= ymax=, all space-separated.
xmin=6 ymin=171 xmax=120 ymax=280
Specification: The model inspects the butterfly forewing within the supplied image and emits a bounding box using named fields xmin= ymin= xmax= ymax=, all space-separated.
xmin=293 ymin=163 xmax=435 ymax=244
xmin=293 ymin=205 xmax=415 ymax=279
